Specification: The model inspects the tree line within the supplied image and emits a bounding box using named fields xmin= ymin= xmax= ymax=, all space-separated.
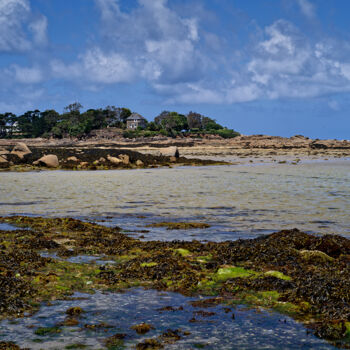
xmin=0 ymin=103 xmax=240 ymax=139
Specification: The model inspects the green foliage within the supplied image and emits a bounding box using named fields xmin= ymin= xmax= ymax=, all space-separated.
xmin=0 ymin=105 xmax=239 ymax=139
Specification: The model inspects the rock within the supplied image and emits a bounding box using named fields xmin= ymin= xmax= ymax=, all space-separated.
xmin=159 ymin=146 xmax=179 ymax=158
xmin=99 ymin=157 xmax=106 ymax=163
xmin=10 ymin=142 xmax=31 ymax=159
xmin=67 ymin=156 xmax=79 ymax=162
xmin=0 ymin=155 xmax=9 ymax=168
xmin=136 ymin=159 xmax=144 ymax=166
xmin=299 ymin=250 xmax=334 ymax=264
xmin=169 ymin=156 xmax=177 ymax=163
xmin=107 ymin=155 xmax=122 ymax=165
xmin=79 ymin=162 xmax=89 ymax=167
xmin=119 ymin=154 xmax=130 ymax=165
xmin=0 ymin=148 xmax=9 ymax=156
xmin=33 ymin=154 xmax=59 ymax=168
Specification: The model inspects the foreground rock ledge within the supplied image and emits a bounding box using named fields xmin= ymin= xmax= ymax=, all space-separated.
xmin=0 ymin=216 xmax=350 ymax=348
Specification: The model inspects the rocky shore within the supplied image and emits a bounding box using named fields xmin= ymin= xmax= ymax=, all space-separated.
xmin=1 ymin=216 xmax=350 ymax=348
xmin=1 ymin=134 xmax=349 ymax=168
xmin=0 ymin=142 xmax=227 ymax=171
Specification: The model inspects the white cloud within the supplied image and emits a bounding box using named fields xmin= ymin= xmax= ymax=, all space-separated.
xmin=297 ymin=0 xmax=316 ymax=19
xmin=0 ymin=0 xmax=48 ymax=52
xmin=9 ymin=65 xmax=44 ymax=83
xmin=51 ymin=48 xmax=135 ymax=84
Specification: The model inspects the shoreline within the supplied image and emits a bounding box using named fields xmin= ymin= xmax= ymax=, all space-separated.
xmin=0 ymin=215 xmax=349 ymax=349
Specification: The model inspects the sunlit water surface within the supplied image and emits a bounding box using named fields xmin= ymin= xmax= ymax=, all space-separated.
xmin=0 ymin=160 xmax=349 ymax=241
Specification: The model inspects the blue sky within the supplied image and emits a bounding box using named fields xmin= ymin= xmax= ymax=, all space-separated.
xmin=1 ymin=0 xmax=350 ymax=139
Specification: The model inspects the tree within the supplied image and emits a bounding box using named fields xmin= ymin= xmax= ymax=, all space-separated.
xmin=64 ymin=102 xmax=83 ymax=114
xmin=187 ymin=111 xmax=202 ymax=130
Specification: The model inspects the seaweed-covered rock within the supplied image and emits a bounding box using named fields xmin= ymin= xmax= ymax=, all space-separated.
xmin=299 ymin=250 xmax=334 ymax=264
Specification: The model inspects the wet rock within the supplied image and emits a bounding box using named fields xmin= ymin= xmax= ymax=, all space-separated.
xmin=299 ymin=249 xmax=334 ymax=264
xmin=67 ymin=156 xmax=79 ymax=162
xmin=136 ymin=339 xmax=163 ymax=350
xmin=131 ymin=322 xmax=154 ymax=334
xmin=33 ymin=154 xmax=59 ymax=168
xmin=62 ymin=317 xmax=79 ymax=326
xmin=10 ymin=143 xmax=31 ymax=159
xmin=107 ymin=154 xmax=122 ymax=165
xmin=66 ymin=306 xmax=84 ymax=316
xmin=103 ymin=333 xmax=126 ymax=348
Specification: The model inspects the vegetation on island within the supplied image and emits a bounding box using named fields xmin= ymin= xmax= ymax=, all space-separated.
xmin=0 ymin=103 xmax=240 ymax=139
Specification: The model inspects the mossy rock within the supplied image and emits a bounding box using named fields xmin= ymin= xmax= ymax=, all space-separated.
xmin=299 ymin=250 xmax=334 ymax=264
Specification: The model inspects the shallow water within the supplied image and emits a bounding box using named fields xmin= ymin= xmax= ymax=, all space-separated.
xmin=0 ymin=288 xmax=336 ymax=349
xmin=0 ymin=160 xmax=349 ymax=241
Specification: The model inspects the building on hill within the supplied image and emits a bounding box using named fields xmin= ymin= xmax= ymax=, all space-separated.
xmin=126 ymin=113 xmax=147 ymax=129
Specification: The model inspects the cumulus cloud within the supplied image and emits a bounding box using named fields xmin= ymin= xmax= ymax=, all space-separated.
xmin=51 ymin=48 xmax=135 ymax=84
xmin=0 ymin=0 xmax=48 ymax=52
xmin=53 ymin=0 xmax=207 ymax=86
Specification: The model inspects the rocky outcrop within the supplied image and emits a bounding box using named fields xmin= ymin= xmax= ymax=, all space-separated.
xmin=33 ymin=154 xmax=59 ymax=168
xmin=0 ymin=155 xmax=8 ymax=168
xmin=10 ymin=142 xmax=31 ymax=159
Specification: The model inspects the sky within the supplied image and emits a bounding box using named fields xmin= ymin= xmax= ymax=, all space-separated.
xmin=1 ymin=0 xmax=350 ymax=139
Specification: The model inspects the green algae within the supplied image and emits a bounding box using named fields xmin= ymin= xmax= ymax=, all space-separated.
xmin=214 ymin=266 xmax=260 ymax=281
xmin=140 ymin=262 xmax=158 ymax=267
xmin=174 ymin=248 xmax=192 ymax=257
xmin=263 ymin=270 xmax=292 ymax=281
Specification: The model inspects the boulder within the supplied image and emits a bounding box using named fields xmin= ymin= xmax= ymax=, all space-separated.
xmin=119 ymin=154 xmax=130 ymax=165
xmin=79 ymin=162 xmax=89 ymax=168
xmin=136 ymin=159 xmax=144 ymax=166
xmin=159 ymin=146 xmax=179 ymax=158
xmin=67 ymin=156 xmax=79 ymax=162
xmin=99 ymin=157 xmax=106 ymax=163
xmin=33 ymin=154 xmax=59 ymax=168
xmin=169 ymin=156 xmax=177 ymax=163
xmin=11 ymin=142 xmax=31 ymax=159
xmin=107 ymin=155 xmax=122 ymax=165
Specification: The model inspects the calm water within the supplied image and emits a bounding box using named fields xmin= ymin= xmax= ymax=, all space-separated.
xmin=0 ymin=160 xmax=349 ymax=241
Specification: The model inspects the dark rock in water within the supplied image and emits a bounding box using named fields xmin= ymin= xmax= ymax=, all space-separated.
xmin=136 ymin=338 xmax=163 ymax=350
xmin=131 ymin=323 xmax=154 ymax=334
xmin=0 ymin=341 xmax=22 ymax=350
xmin=66 ymin=306 xmax=84 ymax=316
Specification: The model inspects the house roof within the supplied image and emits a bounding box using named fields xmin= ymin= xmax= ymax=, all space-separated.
xmin=126 ymin=113 xmax=146 ymax=121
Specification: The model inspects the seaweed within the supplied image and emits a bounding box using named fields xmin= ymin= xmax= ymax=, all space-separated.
xmin=1 ymin=216 xmax=350 ymax=347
